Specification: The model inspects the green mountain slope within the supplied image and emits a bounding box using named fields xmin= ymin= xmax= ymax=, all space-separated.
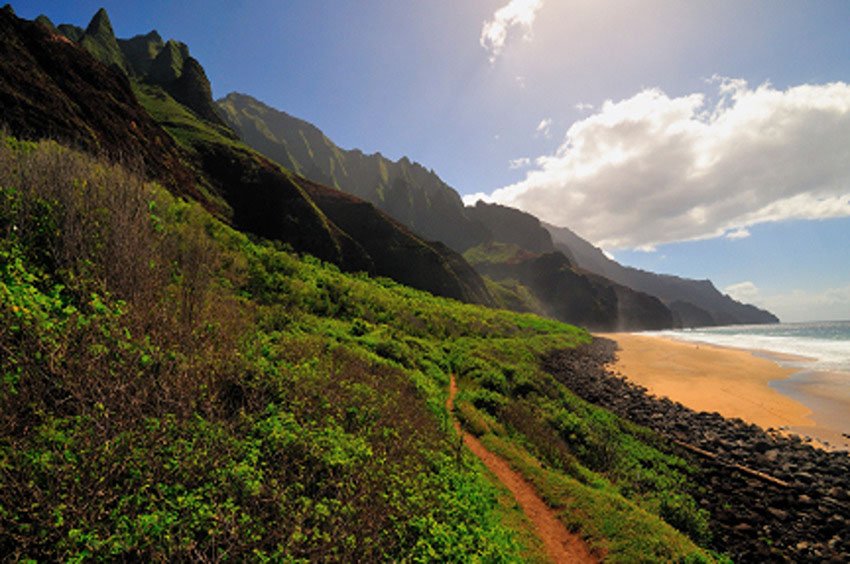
xmin=466 ymin=243 xmax=673 ymax=331
xmin=0 ymin=134 xmax=714 ymax=562
xmin=217 ymin=94 xmax=681 ymax=330
xmin=219 ymin=92 xmax=778 ymax=328
xmin=217 ymin=92 xmax=490 ymax=251
xmin=0 ymin=7 xmax=492 ymax=306
xmin=0 ymin=8 xmax=197 ymax=200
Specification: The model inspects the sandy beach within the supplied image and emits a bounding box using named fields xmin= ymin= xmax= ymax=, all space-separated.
xmin=597 ymin=333 xmax=816 ymax=430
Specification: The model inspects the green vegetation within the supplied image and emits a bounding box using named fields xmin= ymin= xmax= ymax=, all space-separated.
xmin=0 ymin=137 xmax=719 ymax=560
xmin=79 ymin=9 xmax=129 ymax=74
xmin=449 ymin=333 xmax=720 ymax=559
xmin=0 ymin=139 xmax=517 ymax=560
xmin=133 ymin=82 xmax=245 ymax=154
xmin=463 ymin=241 xmax=530 ymax=266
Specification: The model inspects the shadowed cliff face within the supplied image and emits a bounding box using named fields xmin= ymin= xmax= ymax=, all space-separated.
xmin=469 ymin=247 xmax=673 ymax=331
xmin=216 ymin=92 xmax=490 ymax=252
xmin=0 ymin=8 xmax=197 ymax=201
xmin=465 ymin=202 xmax=557 ymax=255
xmin=301 ymin=181 xmax=495 ymax=306
xmin=544 ymin=223 xmax=780 ymax=326
xmin=0 ymin=7 xmax=495 ymax=306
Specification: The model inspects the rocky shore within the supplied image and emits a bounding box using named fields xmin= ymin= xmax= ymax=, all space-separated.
xmin=543 ymin=338 xmax=850 ymax=563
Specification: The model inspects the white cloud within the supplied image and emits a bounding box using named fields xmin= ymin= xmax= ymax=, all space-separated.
xmin=509 ymin=157 xmax=532 ymax=169
xmin=480 ymin=0 xmax=544 ymax=63
xmin=725 ymin=227 xmax=751 ymax=240
xmin=575 ymin=102 xmax=594 ymax=112
xmin=728 ymin=282 xmax=850 ymax=322
xmin=515 ymin=75 xmax=527 ymax=89
xmin=477 ymin=79 xmax=850 ymax=249
xmin=725 ymin=281 xmax=760 ymax=302
xmin=763 ymin=285 xmax=850 ymax=322
xmin=536 ymin=117 xmax=552 ymax=137
xmin=462 ymin=191 xmax=493 ymax=206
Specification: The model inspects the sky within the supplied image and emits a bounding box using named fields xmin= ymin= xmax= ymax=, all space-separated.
xmin=11 ymin=0 xmax=850 ymax=322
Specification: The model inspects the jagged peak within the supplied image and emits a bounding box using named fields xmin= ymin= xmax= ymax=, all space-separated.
xmin=125 ymin=29 xmax=163 ymax=44
xmin=85 ymin=7 xmax=114 ymax=38
xmin=35 ymin=14 xmax=57 ymax=32
xmin=148 ymin=39 xmax=186 ymax=83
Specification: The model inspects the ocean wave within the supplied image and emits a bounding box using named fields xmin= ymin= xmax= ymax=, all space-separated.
xmin=650 ymin=325 xmax=850 ymax=372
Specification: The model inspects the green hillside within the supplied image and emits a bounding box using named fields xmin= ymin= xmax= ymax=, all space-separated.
xmin=0 ymin=137 xmax=717 ymax=561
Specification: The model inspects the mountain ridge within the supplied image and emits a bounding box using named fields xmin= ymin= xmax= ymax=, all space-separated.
xmin=544 ymin=222 xmax=779 ymax=326
xmin=218 ymin=91 xmax=779 ymax=327
xmin=216 ymin=92 xmax=490 ymax=252
xmin=0 ymin=7 xmax=493 ymax=307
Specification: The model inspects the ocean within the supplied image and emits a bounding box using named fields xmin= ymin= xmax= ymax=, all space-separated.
xmin=652 ymin=321 xmax=850 ymax=450
xmin=652 ymin=320 xmax=850 ymax=372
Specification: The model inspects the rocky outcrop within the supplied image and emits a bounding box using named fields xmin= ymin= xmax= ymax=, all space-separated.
xmin=119 ymin=30 xmax=164 ymax=76
xmin=167 ymin=57 xmax=223 ymax=124
xmin=544 ymin=340 xmax=850 ymax=562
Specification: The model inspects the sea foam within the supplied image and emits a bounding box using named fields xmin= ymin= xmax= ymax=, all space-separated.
xmin=650 ymin=321 xmax=850 ymax=372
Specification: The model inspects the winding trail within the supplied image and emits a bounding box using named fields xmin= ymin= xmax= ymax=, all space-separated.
xmin=447 ymin=375 xmax=596 ymax=564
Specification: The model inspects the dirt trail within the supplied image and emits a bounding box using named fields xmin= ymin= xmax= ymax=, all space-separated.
xmin=447 ymin=375 xmax=596 ymax=564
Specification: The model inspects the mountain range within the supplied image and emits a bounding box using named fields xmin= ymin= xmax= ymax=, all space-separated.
xmin=1 ymin=7 xmax=492 ymax=307
xmin=0 ymin=7 xmax=809 ymax=560
xmin=216 ymin=92 xmax=778 ymax=328
xmin=1 ymin=6 xmax=777 ymax=330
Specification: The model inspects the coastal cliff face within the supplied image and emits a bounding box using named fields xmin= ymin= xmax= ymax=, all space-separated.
xmin=216 ymin=92 xmax=490 ymax=252
xmin=217 ymin=92 xmax=778 ymax=329
xmin=1 ymin=7 xmax=494 ymax=307
xmin=545 ymin=223 xmax=780 ymax=326
xmin=466 ymin=244 xmax=673 ymax=331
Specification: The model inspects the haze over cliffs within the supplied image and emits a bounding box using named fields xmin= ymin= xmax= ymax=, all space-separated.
xmin=217 ymin=92 xmax=778 ymax=329
xmin=544 ymin=223 xmax=779 ymax=327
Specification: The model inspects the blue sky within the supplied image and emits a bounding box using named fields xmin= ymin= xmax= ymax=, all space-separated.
xmin=11 ymin=0 xmax=850 ymax=321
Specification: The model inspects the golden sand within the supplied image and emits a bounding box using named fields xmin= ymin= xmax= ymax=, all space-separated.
xmin=597 ymin=333 xmax=815 ymax=430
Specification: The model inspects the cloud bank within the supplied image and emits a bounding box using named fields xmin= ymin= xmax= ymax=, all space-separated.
xmin=480 ymin=0 xmax=544 ymax=63
xmin=465 ymin=78 xmax=850 ymax=249
xmin=725 ymin=281 xmax=850 ymax=322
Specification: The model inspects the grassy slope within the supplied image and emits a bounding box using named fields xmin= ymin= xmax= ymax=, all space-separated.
xmin=0 ymin=138 xmax=718 ymax=561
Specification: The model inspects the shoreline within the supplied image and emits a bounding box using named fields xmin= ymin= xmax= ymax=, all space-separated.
xmin=597 ymin=333 xmax=850 ymax=451
xmin=543 ymin=341 xmax=850 ymax=561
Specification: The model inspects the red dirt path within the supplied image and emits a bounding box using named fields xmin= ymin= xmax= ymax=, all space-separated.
xmin=447 ymin=375 xmax=596 ymax=564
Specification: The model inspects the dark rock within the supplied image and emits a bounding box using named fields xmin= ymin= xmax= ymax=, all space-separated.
xmin=542 ymin=338 xmax=850 ymax=562
xmin=767 ymin=507 xmax=789 ymax=521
